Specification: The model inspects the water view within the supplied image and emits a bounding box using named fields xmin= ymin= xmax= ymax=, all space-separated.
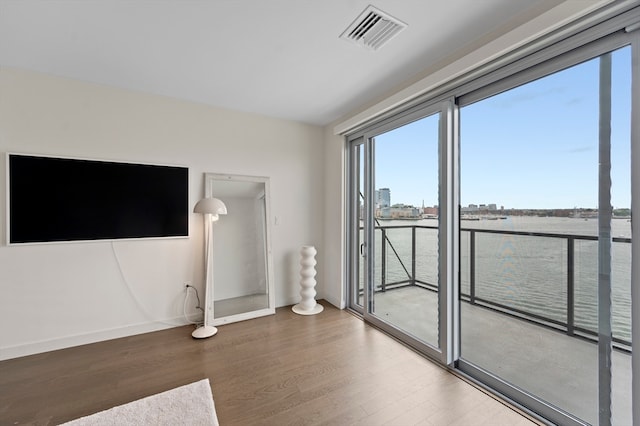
xmin=369 ymin=215 xmax=632 ymax=425
xmin=375 ymin=215 xmax=632 ymax=344
xmin=352 ymin=41 xmax=633 ymax=425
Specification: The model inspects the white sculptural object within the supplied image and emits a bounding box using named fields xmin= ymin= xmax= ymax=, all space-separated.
xmin=292 ymin=245 xmax=323 ymax=315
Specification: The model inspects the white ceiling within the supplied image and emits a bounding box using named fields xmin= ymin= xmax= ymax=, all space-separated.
xmin=0 ymin=0 xmax=610 ymax=126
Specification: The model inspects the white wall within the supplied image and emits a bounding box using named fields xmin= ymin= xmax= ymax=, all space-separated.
xmin=0 ymin=67 xmax=325 ymax=360
xmin=322 ymin=126 xmax=346 ymax=309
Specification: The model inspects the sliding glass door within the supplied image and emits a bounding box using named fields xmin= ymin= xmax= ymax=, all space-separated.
xmin=346 ymin=12 xmax=638 ymax=424
xmin=348 ymin=102 xmax=455 ymax=361
xmin=457 ymin=45 xmax=632 ymax=426
xmin=370 ymin=113 xmax=441 ymax=349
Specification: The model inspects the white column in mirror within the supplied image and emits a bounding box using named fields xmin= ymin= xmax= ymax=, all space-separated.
xmin=293 ymin=245 xmax=323 ymax=315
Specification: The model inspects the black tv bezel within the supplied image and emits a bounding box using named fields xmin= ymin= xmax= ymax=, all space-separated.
xmin=6 ymin=153 xmax=189 ymax=245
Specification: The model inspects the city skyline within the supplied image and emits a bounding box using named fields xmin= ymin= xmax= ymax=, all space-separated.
xmin=374 ymin=186 xmax=627 ymax=212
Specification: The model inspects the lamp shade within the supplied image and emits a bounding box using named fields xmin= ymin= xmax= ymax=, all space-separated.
xmin=193 ymin=197 xmax=227 ymax=216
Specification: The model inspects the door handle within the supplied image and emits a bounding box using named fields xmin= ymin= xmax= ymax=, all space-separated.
xmin=360 ymin=243 xmax=365 ymax=256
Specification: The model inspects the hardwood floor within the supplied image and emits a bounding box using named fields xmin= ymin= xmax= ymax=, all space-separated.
xmin=0 ymin=302 xmax=540 ymax=425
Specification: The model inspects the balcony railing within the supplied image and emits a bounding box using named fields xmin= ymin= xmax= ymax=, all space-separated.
xmin=372 ymin=224 xmax=632 ymax=350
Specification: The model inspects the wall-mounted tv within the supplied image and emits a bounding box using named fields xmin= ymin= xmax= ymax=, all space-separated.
xmin=7 ymin=154 xmax=189 ymax=244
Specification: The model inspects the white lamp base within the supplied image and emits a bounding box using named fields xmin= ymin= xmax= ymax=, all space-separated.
xmin=192 ymin=325 xmax=218 ymax=339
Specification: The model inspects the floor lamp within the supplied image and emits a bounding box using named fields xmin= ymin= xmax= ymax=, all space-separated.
xmin=192 ymin=197 xmax=227 ymax=339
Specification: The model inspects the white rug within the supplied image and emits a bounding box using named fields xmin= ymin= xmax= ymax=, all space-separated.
xmin=62 ymin=379 xmax=219 ymax=426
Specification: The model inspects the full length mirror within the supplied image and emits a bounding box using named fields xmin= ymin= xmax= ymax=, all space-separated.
xmin=205 ymin=173 xmax=275 ymax=325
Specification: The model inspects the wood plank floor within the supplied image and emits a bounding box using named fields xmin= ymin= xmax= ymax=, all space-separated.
xmin=0 ymin=302 xmax=540 ymax=425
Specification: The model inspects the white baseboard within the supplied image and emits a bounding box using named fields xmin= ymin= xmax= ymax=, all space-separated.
xmin=0 ymin=317 xmax=190 ymax=361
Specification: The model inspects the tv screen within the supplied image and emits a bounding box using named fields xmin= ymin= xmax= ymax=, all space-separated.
xmin=8 ymin=154 xmax=189 ymax=244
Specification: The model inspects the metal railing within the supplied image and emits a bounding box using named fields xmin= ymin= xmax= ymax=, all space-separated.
xmin=373 ymin=224 xmax=632 ymax=349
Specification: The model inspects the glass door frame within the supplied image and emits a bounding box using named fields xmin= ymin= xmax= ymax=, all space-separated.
xmin=455 ymin=32 xmax=637 ymax=426
xmin=346 ymin=99 xmax=459 ymax=365
xmin=344 ymin=7 xmax=640 ymax=425
xmin=347 ymin=136 xmax=365 ymax=316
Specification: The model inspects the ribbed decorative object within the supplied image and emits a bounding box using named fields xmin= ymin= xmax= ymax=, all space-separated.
xmin=292 ymin=246 xmax=323 ymax=315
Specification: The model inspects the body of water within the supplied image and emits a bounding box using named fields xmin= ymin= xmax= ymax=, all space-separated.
xmin=374 ymin=216 xmax=632 ymax=343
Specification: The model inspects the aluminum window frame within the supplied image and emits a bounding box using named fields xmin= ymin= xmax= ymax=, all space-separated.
xmin=454 ymin=23 xmax=638 ymax=426
xmin=346 ymin=99 xmax=457 ymax=365
xmin=344 ymin=5 xmax=640 ymax=425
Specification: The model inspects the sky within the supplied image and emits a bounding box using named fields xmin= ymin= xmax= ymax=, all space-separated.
xmin=374 ymin=45 xmax=632 ymax=210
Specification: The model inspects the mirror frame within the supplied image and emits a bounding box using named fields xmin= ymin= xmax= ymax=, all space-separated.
xmin=203 ymin=173 xmax=275 ymax=325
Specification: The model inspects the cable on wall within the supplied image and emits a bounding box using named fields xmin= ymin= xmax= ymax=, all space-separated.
xmin=183 ymin=284 xmax=204 ymax=325
xmin=110 ymin=241 xmax=185 ymax=327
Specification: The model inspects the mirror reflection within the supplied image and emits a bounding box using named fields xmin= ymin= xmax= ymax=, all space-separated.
xmin=205 ymin=174 xmax=274 ymax=323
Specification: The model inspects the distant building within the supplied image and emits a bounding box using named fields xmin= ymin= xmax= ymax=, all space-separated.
xmin=376 ymin=188 xmax=390 ymax=208
xmin=423 ymin=206 xmax=438 ymax=216
xmin=379 ymin=204 xmax=421 ymax=219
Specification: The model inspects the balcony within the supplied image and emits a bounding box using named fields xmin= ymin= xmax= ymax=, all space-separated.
xmin=366 ymin=223 xmax=632 ymax=425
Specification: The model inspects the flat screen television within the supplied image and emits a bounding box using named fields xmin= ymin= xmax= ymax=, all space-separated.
xmin=7 ymin=154 xmax=189 ymax=244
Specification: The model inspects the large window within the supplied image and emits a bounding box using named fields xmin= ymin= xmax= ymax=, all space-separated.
xmin=346 ymin=7 xmax=637 ymax=426
xmin=459 ymin=46 xmax=632 ymax=426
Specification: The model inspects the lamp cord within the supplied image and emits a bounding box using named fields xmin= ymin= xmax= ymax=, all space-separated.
xmin=110 ymin=241 xmax=186 ymax=327
xmin=184 ymin=285 xmax=204 ymax=325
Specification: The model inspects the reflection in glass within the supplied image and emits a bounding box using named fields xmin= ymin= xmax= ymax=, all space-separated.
xmin=206 ymin=175 xmax=274 ymax=322
xmin=370 ymin=113 xmax=440 ymax=348
xmin=459 ymin=46 xmax=631 ymax=425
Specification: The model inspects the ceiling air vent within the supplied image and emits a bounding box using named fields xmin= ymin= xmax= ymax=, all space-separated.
xmin=340 ymin=5 xmax=407 ymax=51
